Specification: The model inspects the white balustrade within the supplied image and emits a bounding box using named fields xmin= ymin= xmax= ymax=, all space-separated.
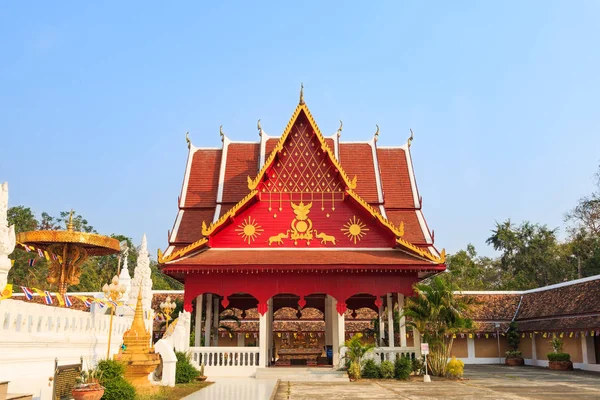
xmin=368 ymin=347 xmax=418 ymax=363
xmin=189 ymin=346 xmax=261 ymax=377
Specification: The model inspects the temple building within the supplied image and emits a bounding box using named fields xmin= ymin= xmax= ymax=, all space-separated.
xmin=158 ymin=89 xmax=446 ymax=368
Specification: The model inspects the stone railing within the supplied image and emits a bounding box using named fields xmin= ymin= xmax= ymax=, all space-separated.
xmin=0 ymin=299 xmax=132 ymax=399
xmin=369 ymin=347 xmax=418 ymax=363
xmin=189 ymin=346 xmax=260 ymax=377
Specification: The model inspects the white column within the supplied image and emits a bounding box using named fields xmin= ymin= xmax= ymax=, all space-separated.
xmin=258 ymin=303 xmax=268 ymax=368
xmin=397 ymin=293 xmax=406 ymax=347
xmin=378 ymin=296 xmax=385 ymax=347
xmin=414 ymin=329 xmax=422 ymax=357
xmin=387 ymin=293 xmax=395 ymax=347
xmin=204 ymin=293 xmax=212 ymax=347
xmin=582 ymin=335 xmax=596 ymax=365
xmin=531 ymin=334 xmax=537 ymax=364
xmin=213 ymin=296 xmax=219 ymax=346
xmin=267 ymin=298 xmax=274 ymax=365
xmin=331 ymin=298 xmax=345 ymax=367
xmin=194 ymin=294 xmax=203 ymax=346
xmin=325 ymin=296 xmax=333 ymax=346
xmin=467 ymin=337 xmax=475 ymax=360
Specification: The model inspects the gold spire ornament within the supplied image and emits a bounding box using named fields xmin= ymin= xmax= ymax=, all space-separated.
xmin=408 ymin=129 xmax=414 ymax=148
xmin=219 ymin=125 xmax=225 ymax=142
xmin=374 ymin=124 xmax=380 ymax=142
xmin=185 ymin=131 xmax=191 ymax=149
xmin=257 ymin=119 xmax=263 ymax=136
xmin=336 ymin=120 xmax=343 ymax=138
xmin=114 ymin=288 xmax=160 ymax=389
xmin=299 ymin=83 xmax=304 ymax=105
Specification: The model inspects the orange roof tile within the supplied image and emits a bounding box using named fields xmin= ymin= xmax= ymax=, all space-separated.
xmin=184 ymin=149 xmax=221 ymax=208
xmin=377 ymin=148 xmax=415 ymax=209
xmin=173 ymin=209 xmax=214 ymax=244
xmin=385 ymin=210 xmax=426 ymax=244
xmin=339 ymin=143 xmax=379 ymax=203
xmin=222 ymin=143 xmax=260 ymax=203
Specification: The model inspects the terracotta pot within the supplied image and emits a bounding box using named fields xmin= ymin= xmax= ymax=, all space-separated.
xmin=505 ymin=357 xmax=524 ymax=366
xmin=548 ymin=361 xmax=573 ymax=371
xmin=196 ymin=376 xmax=208 ymax=382
xmin=72 ymin=385 xmax=105 ymax=400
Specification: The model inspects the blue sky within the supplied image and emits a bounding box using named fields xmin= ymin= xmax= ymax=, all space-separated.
xmin=1 ymin=1 xmax=599 ymax=258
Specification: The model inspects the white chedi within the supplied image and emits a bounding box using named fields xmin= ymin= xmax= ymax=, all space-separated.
xmin=0 ymin=182 xmax=16 ymax=289
xmin=130 ymin=234 xmax=153 ymax=330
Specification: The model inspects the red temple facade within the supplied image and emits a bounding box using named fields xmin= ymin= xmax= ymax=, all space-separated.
xmin=159 ymin=90 xmax=445 ymax=370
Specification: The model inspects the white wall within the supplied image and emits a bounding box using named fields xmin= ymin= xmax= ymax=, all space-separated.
xmin=0 ymin=299 xmax=132 ymax=400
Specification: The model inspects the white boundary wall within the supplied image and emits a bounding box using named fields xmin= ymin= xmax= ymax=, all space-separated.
xmin=0 ymin=299 xmax=132 ymax=400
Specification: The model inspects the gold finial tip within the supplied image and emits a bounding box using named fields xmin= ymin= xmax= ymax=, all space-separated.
xmin=219 ymin=125 xmax=225 ymax=142
xmin=185 ymin=131 xmax=191 ymax=149
xmin=67 ymin=209 xmax=74 ymax=231
xmin=374 ymin=124 xmax=380 ymax=142
xmin=408 ymin=129 xmax=414 ymax=147
xmin=299 ymin=83 xmax=305 ymax=105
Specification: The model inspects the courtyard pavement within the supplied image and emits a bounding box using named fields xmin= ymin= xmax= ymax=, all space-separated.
xmin=273 ymin=365 xmax=600 ymax=399
xmin=182 ymin=377 xmax=278 ymax=400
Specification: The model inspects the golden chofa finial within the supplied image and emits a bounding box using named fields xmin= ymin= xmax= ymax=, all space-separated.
xmin=219 ymin=125 xmax=225 ymax=142
xmin=257 ymin=119 xmax=263 ymax=137
xmin=408 ymin=128 xmax=414 ymax=148
xmin=185 ymin=131 xmax=191 ymax=149
xmin=374 ymin=124 xmax=380 ymax=142
xmin=67 ymin=209 xmax=74 ymax=231
xmin=299 ymin=83 xmax=305 ymax=105
xmin=336 ymin=120 xmax=343 ymax=138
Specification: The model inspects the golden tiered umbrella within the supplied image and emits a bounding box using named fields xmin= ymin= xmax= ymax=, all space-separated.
xmin=16 ymin=211 xmax=120 ymax=297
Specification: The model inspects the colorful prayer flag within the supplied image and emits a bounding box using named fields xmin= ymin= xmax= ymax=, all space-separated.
xmin=24 ymin=244 xmax=32 ymax=252
xmin=43 ymin=251 xmax=50 ymax=261
xmin=56 ymin=293 xmax=65 ymax=307
xmin=37 ymin=248 xmax=44 ymax=258
xmin=0 ymin=284 xmax=13 ymax=300
xmin=21 ymin=286 xmax=33 ymax=300
xmin=28 ymin=259 xmax=36 ymax=267
xmin=43 ymin=291 xmax=53 ymax=305
xmin=64 ymin=294 xmax=72 ymax=308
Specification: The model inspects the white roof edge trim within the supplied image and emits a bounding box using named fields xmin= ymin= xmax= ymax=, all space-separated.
xmin=259 ymin=131 xmax=272 ymax=169
xmin=369 ymin=138 xmax=384 ymax=204
xmin=164 ymin=245 xmax=175 ymax=257
xmin=215 ymin=136 xmax=231 ymax=203
xmin=212 ymin=204 xmax=222 ymax=223
xmin=325 ymin=133 xmax=339 ymax=160
xmin=416 ymin=210 xmax=433 ymax=244
xmin=456 ymin=273 xmax=600 ymax=295
xmin=168 ymin=210 xmax=184 ymax=243
xmin=179 ymin=145 xmax=198 ymax=207
xmin=403 ymin=145 xmax=420 ymax=207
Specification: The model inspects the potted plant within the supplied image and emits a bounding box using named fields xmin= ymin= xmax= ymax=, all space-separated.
xmin=342 ymin=333 xmax=375 ymax=381
xmin=547 ymin=337 xmax=572 ymax=371
xmin=196 ymin=362 xmax=207 ymax=382
xmin=72 ymin=367 xmax=104 ymax=400
xmin=505 ymin=322 xmax=524 ymax=366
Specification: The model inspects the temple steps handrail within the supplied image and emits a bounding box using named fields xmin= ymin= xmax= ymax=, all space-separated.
xmin=188 ymin=346 xmax=260 ymax=368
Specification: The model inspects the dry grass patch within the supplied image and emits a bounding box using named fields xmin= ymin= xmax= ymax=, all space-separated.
xmin=136 ymin=381 xmax=213 ymax=400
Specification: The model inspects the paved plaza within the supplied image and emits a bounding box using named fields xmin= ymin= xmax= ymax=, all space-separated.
xmin=273 ymin=365 xmax=600 ymax=399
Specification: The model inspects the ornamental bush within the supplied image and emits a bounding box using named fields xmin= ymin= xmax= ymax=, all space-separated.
xmin=176 ymin=351 xmax=200 ymax=384
xmin=96 ymin=359 xmax=136 ymax=400
xmin=380 ymin=361 xmax=394 ymax=379
xmin=361 ymin=359 xmax=381 ymax=379
xmin=394 ymin=357 xmax=412 ymax=380
xmin=446 ymin=357 xmax=464 ymax=379
xmin=411 ymin=357 xmax=424 ymax=376
xmin=348 ymin=362 xmax=361 ymax=380
xmin=547 ymin=352 xmax=571 ymax=362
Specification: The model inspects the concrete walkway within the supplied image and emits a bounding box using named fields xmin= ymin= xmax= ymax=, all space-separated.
xmin=182 ymin=377 xmax=278 ymax=400
xmin=272 ymin=365 xmax=600 ymax=399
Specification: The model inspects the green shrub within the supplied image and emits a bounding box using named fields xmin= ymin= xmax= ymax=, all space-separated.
xmin=446 ymin=357 xmax=464 ymax=378
xmin=348 ymin=362 xmax=361 ymax=380
xmin=547 ymin=352 xmax=571 ymax=362
xmin=380 ymin=361 xmax=394 ymax=379
xmin=97 ymin=359 xmax=136 ymax=400
xmin=505 ymin=350 xmax=523 ymax=358
xmin=411 ymin=357 xmax=424 ymax=376
xmin=361 ymin=359 xmax=381 ymax=379
xmin=175 ymin=351 xmax=200 ymax=384
xmin=394 ymin=357 xmax=411 ymax=380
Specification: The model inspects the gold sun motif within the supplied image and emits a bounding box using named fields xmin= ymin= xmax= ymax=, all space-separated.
xmin=341 ymin=216 xmax=369 ymax=244
xmin=235 ymin=216 xmax=264 ymax=245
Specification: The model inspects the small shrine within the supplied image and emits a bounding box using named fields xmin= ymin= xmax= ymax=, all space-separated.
xmin=114 ymin=289 xmax=160 ymax=389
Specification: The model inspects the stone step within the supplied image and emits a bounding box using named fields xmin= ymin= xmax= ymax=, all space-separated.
xmin=255 ymin=367 xmax=348 ymax=382
xmin=0 ymin=381 xmax=8 ymax=400
xmin=6 ymin=395 xmax=33 ymax=400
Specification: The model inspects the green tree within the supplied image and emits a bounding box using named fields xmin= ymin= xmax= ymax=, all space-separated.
xmin=443 ymin=244 xmax=505 ymax=290
xmin=486 ymin=220 xmax=567 ymax=289
xmin=403 ymin=276 xmax=472 ymax=377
